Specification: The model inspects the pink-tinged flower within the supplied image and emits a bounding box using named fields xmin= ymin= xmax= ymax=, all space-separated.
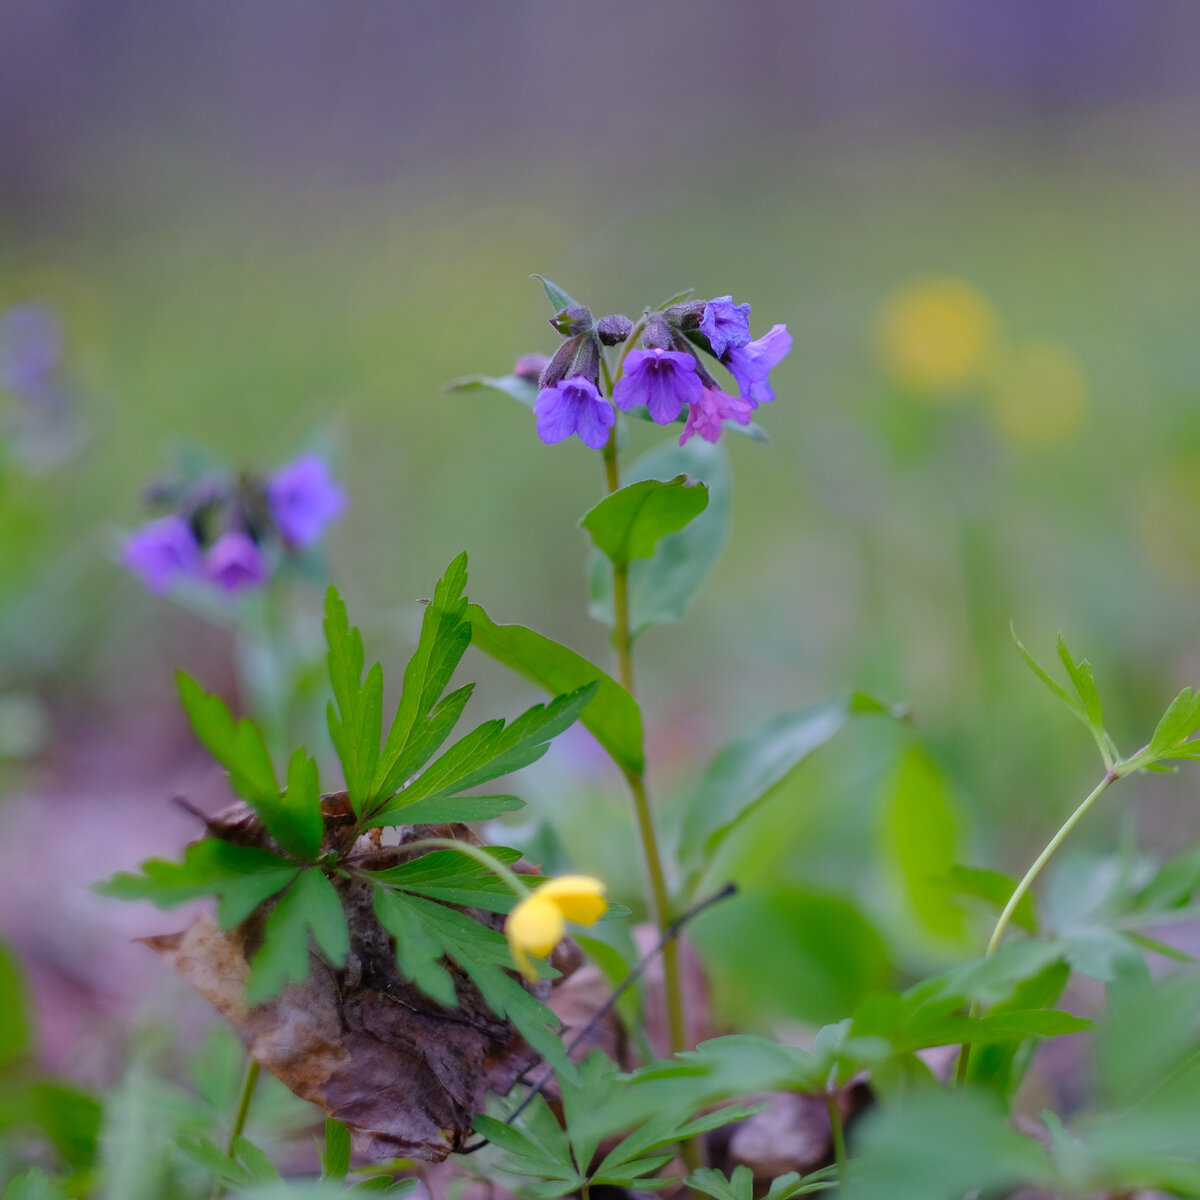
xmin=204 ymin=531 xmax=269 ymax=593
xmin=534 ymin=376 xmax=615 ymax=449
xmin=267 ymin=455 xmax=347 ymax=549
xmin=121 ymin=515 xmax=200 ymax=593
xmin=680 ymin=385 xmax=754 ymax=446
xmin=699 ymin=295 xmax=752 ymax=358
xmin=613 ymin=348 xmax=703 ymax=425
xmin=723 ymin=324 xmax=792 ymax=407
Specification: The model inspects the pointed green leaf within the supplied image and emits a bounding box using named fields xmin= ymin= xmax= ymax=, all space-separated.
xmin=466 ymin=602 xmax=644 ymax=774
xmin=280 ymin=748 xmax=325 ymax=861
xmin=581 ymin=475 xmax=709 ymax=566
xmin=321 ymin=1119 xmax=351 ymax=1180
xmin=1148 ymin=687 xmax=1200 ymax=760
xmin=1010 ymin=625 xmax=1084 ymax=719
xmin=1057 ymin=634 xmax=1104 ymax=732
xmin=945 ymin=864 xmax=1038 ymax=934
xmin=589 ymin=439 xmax=731 ymax=636
xmin=445 ymin=372 xmax=540 ymax=409
xmin=177 ymin=672 xmax=278 ymax=802
xmin=881 ymin=746 xmax=967 ymax=945
xmin=532 ymin=274 xmax=579 ymax=312
xmin=678 ymin=693 xmax=896 ymax=881
xmin=373 ymin=553 xmax=472 ymax=802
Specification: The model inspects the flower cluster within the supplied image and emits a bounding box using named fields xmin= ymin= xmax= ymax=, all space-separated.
xmin=504 ymin=874 xmax=607 ymax=980
xmin=531 ymin=291 xmax=791 ymax=450
xmin=122 ymin=453 xmax=346 ymax=596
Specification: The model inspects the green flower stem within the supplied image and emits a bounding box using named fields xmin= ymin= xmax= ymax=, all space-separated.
xmin=212 ymin=1057 xmax=261 ymax=1200
xmin=825 ymin=1087 xmax=848 ymax=1191
xmin=600 ymin=421 xmax=687 ymax=1061
xmin=955 ymin=767 xmax=1120 ymax=1085
xmin=400 ymin=837 xmax=533 ymax=899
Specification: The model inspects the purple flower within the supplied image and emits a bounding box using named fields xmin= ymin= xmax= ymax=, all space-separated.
xmin=267 ymin=454 xmax=347 ymax=548
xmin=122 ymin=515 xmax=201 ymax=594
xmin=534 ymin=376 xmax=615 ymax=450
xmin=699 ymin=296 xmax=752 ymax=358
xmin=680 ymin=386 xmax=754 ymax=446
xmin=612 ymin=349 xmax=703 ymax=425
xmin=723 ymin=324 xmax=792 ymax=408
xmin=205 ymin=531 xmax=269 ymax=593
xmin=0 ymin=303 xmax=62 ymax=395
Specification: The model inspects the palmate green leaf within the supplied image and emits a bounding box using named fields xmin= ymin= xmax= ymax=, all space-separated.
xmin=466 ymin=601 xmax=644 ymax=774
xmin=96 ymin=838 xmax=299 ymax=929
xmin=444 ymin=373 xmax=540 ymax=409
xmin=231 ymin=1135 xmax=282 ymax=1183
xmin=589 ymin=439 xmax=731 ymax=637
xmin=246 ymin=869 xmax=348 ymax=1005
xmin=371 ymin=553 xmax=472 ymax=801
xmin=678 ymin=693 xmax=897 ymax=886
xmin=366 ymin=686 xmax=594 ymax=826
xmin=532 ymin=274 xmax=580 ymax=312
xmin=581 ymin=475 xmax=709 ymax=566
xmin=1057 ymin=634 xmax=1104 ymax=733
xmin=371 ymin=886 xmax=570 ymax=1073
xmin=687 ymin=1164 xmax=835 ymax=1200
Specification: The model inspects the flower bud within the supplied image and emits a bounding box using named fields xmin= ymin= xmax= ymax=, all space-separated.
xmin=597 ymin=314 xmax=634 ymax=346
xmin=549 ymin=304 xmax=594 ymax=337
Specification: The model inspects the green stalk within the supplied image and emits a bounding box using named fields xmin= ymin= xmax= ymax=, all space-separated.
xmin=955 ymin=767 xmax=1119 ymax=1085
xmin=599 ymin=425 xmax=686 ymax=1058
xmin=212 ymin=1058 xmax=261 ymax=1200
xmin=825 ymin=1087 xmax=848 ymax=1191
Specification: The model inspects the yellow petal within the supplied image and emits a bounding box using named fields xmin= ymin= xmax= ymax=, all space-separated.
xmin=536 ymin=875 xmax=607 ymax=925
xmin=505 ymin=894 xmax=565 ymax=981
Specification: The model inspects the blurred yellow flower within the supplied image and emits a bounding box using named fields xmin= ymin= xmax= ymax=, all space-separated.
xmin=879 ymin=276 xmax=997 ymax=396
xmin=1138 ymin=463 xmax=1200 ymax=588
xmin=988 ymin=340 xmax=1088 ymax=448
xmin=505 ymin=875 xmax=607 ymax=981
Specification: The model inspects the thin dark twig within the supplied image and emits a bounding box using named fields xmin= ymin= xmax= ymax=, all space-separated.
xmin=459 ymin=882 xmax=738 ymax=1155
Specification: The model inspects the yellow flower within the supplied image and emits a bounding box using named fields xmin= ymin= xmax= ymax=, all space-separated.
xmin=879 ymin=276 xmax=998 ymax=397
xmin=505 ymin=875 xmax=607 ymax=981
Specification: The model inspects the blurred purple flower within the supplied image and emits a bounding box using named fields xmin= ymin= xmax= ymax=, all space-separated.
xmin=534 ymin=376 xmax=615 ymax=450
xmin=513 ymin=353 xmax=551 ymax=383
xmin=122 ymin=515 xmax=200 ymax=594
xmin=267 ymin=454 xmax=347 ymax=548
xmin=0 ymin=303 xmax=63 ymax=394
xmin=680 ymin=385 xmax=753 ymax=446
xmin=613 ymin=349 xmax=703 ymax=425
xmin=723 ymin=324 xmax=792 ymax=407
xmin=204 ymin=531 xmax=269 ymax=593
xmin=699 ymin=295 xmax=752 ymax=358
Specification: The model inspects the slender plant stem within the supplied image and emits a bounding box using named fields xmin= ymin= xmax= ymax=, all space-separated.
xmin=600 ymin=427 xmax=687 ymax=1056
xmin=212 ymin=1057 xmax=261 ymax=1199
xmin=825 ymin=1087 xmax=848 ymax=1191
xmin=954 ymin=768 xmax=1119 ymax=1085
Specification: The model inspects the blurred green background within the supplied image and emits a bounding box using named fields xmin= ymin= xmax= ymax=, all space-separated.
xmin=4 ymin=0 xmax=1200 ymax=1060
